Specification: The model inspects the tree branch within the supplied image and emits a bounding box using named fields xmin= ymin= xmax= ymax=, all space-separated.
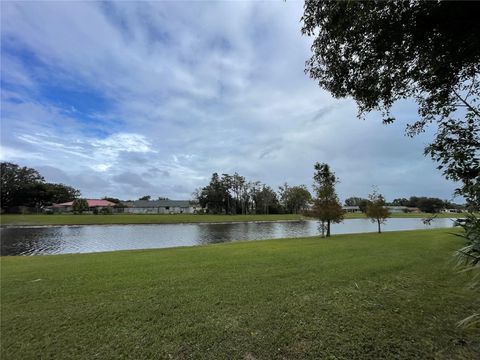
xmin=453 ymin=89 xmax=480 ymax=118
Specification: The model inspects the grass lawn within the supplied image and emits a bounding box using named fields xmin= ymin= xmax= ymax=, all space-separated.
xmin=0 ymin=212 xmax=469 ymax=226
xmin=1 ymin=229 xmax=479 ymax=359
xmin=0 ymin=213 xmax=305 ymax=226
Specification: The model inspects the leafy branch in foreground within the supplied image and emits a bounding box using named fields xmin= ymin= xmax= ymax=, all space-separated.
xmin=453 ymin=213 xmax=480 ymax=329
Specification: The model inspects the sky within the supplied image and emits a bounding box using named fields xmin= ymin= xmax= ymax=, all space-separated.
xmin=0 ymin=1 xmax=459 ymax=202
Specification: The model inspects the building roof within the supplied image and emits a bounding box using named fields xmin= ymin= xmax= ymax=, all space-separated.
xmin=53 ymin=199 xmax=116 ymax=207
xmin=342 ymin=206 xmax=360 ymax=210
xmin=125 ymin=200 xmax=193 ymax=208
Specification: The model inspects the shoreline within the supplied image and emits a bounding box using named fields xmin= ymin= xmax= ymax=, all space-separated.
xmin=0 ymin=213 xmax=468 ymax=228
xmin=0 ymin=219 xmax=309 ymax=229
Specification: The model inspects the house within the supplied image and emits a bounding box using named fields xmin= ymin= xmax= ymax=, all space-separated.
xmin=342 ymin=205 xmax=361 ymax=213
xmin=441 ymin=208 xmax=463 ymax=213
xmin=122 ymin=200 xmax=199 ymax=214
xmin=52 ymin=199 xmax=116 ymax=213
xmin=386 ymin=206 xmax=408 ymax=213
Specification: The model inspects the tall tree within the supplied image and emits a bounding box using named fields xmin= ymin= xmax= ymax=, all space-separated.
xmin=366 ymin=188 xmax=391 ymax=234
xmin=302 ymin=0 xmax=480 ymax=207
xmin=45 ymin=183 xmax=80 ymax=204
xmin=302 ymin=0 xmax=479 ymax=326
xmin=1 ymin=162 xmax=44 ymax=210
xmin=311 ymin=163 xmax=343 ymax=237
xmin=197 ymin=173 xmax=228 ymax=214
xmin=279 ymin=183 xmax=312 ymax=214
xmin=256 ymin=185 xmax=279 ymax=215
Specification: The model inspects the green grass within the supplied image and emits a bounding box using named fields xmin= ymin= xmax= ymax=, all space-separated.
xmin=0 ymin=213 xmax=304 ymax=226
xmin=0 ymin=212 xmax=468 ymax=226
xmin=1 ymin=229 xmax=479 ymax=359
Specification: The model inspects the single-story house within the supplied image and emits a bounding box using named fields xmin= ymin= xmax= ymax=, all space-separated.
xmin=122 ymin=200 xmax=199 ymax=214
xmin=52 ymin=199 xmax=116 ymax=213
xmin=342 ymin=205 xmax=361 ymax=213
xmin=386 ymin=206 xmax=408 ymax=213
xmin=441 ymin=208 xmax=463 ymax=213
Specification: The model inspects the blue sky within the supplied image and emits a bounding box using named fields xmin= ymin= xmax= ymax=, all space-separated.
xmin=0 ymin=1 xmax=458 ymax=202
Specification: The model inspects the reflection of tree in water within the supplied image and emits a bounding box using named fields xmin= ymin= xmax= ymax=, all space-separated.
xmin=195 ymin=222 xmax=278 ymax=245
xmin=0 ymin=227 xmax=67 ymax=255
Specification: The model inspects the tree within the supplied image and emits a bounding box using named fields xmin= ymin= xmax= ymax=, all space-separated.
xmin=366 ymin=188 xmax=391 ymax=234
xmin=196 ymin=173 xmax=228 ymax=214
xmin=278 ymin=183 xmax=312 ymax=214
xmin=391 ymin=198 xmax=409 ymax=207
xmin=301 ymin=1 xmax=480 ymax=207
xmin=425 ymin=118 xmax=480 ymax=209
xmin=1 ymin=162 xmax=44 ymax=210
xmin=44 ymin=183 xmax=80 ymax=204
xmin=310 ymin=163 xmax=344 ymax=237
xmin=72 ymin=198 xmax=89 ymax=214
xmin=301 ymin=0 xmax=479 ymax=327
xmin=255 ymin=185 xmax=279 ymax=214
xmin=138 ymin=195 xmax=151 ymax=201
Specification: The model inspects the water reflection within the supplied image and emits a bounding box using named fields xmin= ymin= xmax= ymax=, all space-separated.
xmin=0 ymin=218 xmax=456 ymax=256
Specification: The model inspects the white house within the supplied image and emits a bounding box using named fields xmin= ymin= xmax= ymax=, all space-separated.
xmin=122 ymin=200 xmax=199 ymax=214
xmin=342 ymin=206 xmax=361 ymax=213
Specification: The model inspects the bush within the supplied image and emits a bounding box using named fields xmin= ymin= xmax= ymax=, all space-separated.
xmin=99 ymin=207 xmax=113 ymax=215
xmin=72 ymin=199 xmax=89 ymax=214
xmin=454 ymin=213 xmax=480 ymax=328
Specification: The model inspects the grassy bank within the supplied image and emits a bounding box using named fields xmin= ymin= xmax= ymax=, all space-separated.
xmin=0 ymin=213 xmax=304 ymax=226
xmin=0 ymin=212 xmax=468 ymax=226
xmin=1 ymin=229 xmax=479 ymax=359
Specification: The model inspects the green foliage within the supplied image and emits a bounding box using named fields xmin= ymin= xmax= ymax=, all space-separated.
xmin=302 ymin=1 xmax=479 ymax=124
xmin=278 ymin=183 xmax=312 ymax=214
xmin=1 ymin=162 xmax=44 ymax=210
xmin=0 ymin=162 xmax=80 ymax=211
xmin=138 ymin=195 xmax=151 ymax=201
xmin=255 ymin=185 xmax=281 ymax=215
xmin=196 ymin=173 xmax=291 ymax=215
xmin=72 ymin=199 xmax=89 ymax=214
xmin=99 ymin=207 xmax=113 ymax=215
xmin=425 ymin=118 xmax=480 ymax=208
xmin=454 ymin=213 xmax=480 ymax=329
xmin=302 ymin=0 xmax=479 ymax=209
xmin=309 ymin=163 xmax=343 ymax=237
xmin=366 ymin=188 xmax=391 ymax=233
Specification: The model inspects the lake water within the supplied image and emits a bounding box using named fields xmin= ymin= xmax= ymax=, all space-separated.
xmin=0 ymin=218 xmax=457 ymax=256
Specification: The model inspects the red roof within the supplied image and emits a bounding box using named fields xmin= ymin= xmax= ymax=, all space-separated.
xmin=53 ymin=199 xmax=116 ymax=207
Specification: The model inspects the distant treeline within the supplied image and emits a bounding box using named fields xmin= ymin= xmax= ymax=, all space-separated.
xmin=193 ymin=173 xmax=311 ymax=215
xmin=194 ymin=172 xmax=465 ymax=215
xmin=1 ymin=162 xmax=466 ymax=214
xmin=1 ymin=162 xmax=80 ymax=213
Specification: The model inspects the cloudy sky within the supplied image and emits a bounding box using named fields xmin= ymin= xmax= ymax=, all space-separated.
xmin=1 ymin=1 xmax=458 ymax=202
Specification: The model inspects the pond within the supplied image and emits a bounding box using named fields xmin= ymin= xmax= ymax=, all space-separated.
xmin=1 ymin=218 xmax=457 ymax=256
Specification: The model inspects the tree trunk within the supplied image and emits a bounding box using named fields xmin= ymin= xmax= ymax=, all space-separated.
xmin=327 ymin=220 xmax=331 ymax=237
xmin=377 ymin=219 xmax=381 ymax=233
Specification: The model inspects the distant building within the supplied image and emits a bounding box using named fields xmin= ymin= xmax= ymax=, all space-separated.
xmin=386 ymin=206 xmax=408 ymax=213
xmin=343 ymin=205 xmax=361 ymax=213
xmin=441 ymin=208 xmax=463 ymax=213
xmin=52 ymin=199 xmax=116 ymax=213
xmin=122 ymin=200 xmax=199 ymax=214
